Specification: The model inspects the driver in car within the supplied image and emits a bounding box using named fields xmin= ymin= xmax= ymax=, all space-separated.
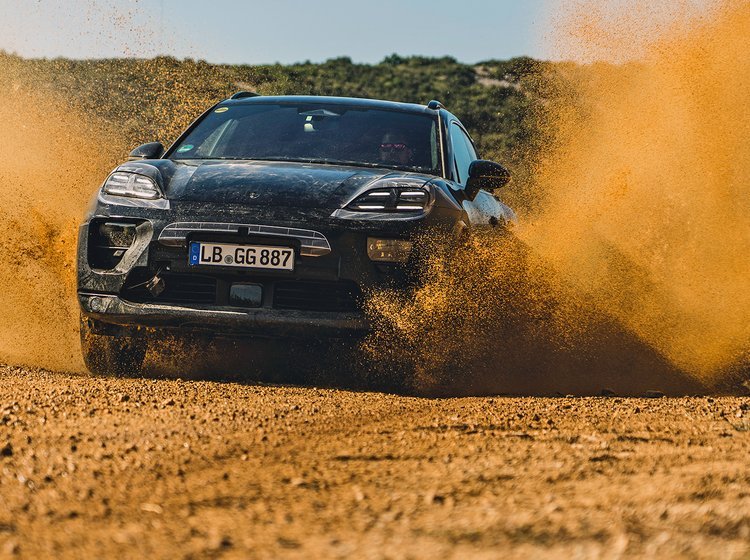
xmin=379 ymin=132 xmax=414 ymax=166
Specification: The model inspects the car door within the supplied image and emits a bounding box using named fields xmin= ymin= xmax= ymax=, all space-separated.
xmin=447 ymin=120 xmax=514 ymax=228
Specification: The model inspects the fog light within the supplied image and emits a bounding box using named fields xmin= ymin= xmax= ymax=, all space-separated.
xmin=89 ymin=297 xmax=104 ymax=312
xmin=367 ymin=238 xmax=413 ymax=263
xmin=230 ymin=283 xmax=263 ymax=307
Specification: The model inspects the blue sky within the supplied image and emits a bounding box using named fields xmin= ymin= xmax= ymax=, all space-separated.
xmin=0 ymin=0 xmax=716 ymax=64
xmin=0 ymin=0 xmax=557 ymax=63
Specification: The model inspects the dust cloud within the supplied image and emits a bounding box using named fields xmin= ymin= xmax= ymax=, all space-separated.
xmin=526 ymin=0 xmax=750 ymax=381
xmin=0 ymin=0 xmax=207 ymax=371
xmin=0 ymin=57 xmax=123 ymax=371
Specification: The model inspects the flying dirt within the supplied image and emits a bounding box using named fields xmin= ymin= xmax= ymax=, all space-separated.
xmin=0 ymin=55 xmax=227 ymax=374
xmin=0 ymin=58 xmax=119 ymax=372
xmin=527 ymin=0 xmax=750 ymax=384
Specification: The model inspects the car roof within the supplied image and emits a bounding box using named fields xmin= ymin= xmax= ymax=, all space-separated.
xmin=221 ymin=95 xmax=439 ymax=115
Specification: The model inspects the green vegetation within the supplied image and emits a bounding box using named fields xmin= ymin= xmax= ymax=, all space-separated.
xmin=2 ymin=52 xmax=557 ymax=210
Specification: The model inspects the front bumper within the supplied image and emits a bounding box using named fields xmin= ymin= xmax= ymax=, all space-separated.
xmin=77 ymin=194 xmax=460 ymax=339
xmin=79 ymin=293 xmax=369 ymax=338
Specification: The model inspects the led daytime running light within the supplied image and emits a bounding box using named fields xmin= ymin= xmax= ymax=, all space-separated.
xmin=347 ymin=180 xmax=430 ymax=213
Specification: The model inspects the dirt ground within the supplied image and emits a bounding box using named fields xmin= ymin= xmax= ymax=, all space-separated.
xmin=0 ymin=365 xmax=748 ymax=559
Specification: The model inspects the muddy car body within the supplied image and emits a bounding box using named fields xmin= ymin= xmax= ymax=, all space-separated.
xmin=77 ymin=94 xmax=515 ymax=374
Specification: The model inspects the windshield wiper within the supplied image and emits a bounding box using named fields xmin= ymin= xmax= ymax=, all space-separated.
xmin=172 ymin=156 xmax=248 ymax=160
xmin=255 ymin=157 xmax=434 ymax=173
xmin=173 ymin=156 xmax=435 ymax=174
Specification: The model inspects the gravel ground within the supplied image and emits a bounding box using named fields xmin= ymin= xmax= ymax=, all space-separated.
xmin=0 ymin=365 xmax=749 ymax=559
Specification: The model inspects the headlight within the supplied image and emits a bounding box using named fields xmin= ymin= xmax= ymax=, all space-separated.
xmin=102 ymin=171 xmax=162 ymax=200
xmin=346 ymin=179 xmax=431 ymax=213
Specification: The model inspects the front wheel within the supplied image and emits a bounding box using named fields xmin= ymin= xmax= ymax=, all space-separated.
xmin=80 ymin=317 xmax=147 ymax=377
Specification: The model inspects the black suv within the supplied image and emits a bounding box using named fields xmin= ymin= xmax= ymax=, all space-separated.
xmin=78 ymin=94 xmax=515 ymax=375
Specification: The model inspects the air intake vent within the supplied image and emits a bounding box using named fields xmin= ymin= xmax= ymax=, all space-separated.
xmin=273 ymin=280 xmax=361 ymax=312
xmin=88 ymin=220 xmax=138 ymax=270
xmin=123 ymin=273 xmax=218 ymax=305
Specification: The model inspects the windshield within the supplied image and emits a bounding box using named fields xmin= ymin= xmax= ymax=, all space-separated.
xmin=170 ymin=102 xmax=441 ymax=174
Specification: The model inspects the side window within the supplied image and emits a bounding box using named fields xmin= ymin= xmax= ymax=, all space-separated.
xmin=450 ymin=123 xmax=477 ymax=185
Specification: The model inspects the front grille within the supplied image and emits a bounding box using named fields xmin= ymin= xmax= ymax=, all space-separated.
xmin=121 ymin=272 xmax=361 ymax=313
xmin=122 ymin=273 xmax=218 ymax=305
xmin=273 ymin=280 xmax=361 ymax=312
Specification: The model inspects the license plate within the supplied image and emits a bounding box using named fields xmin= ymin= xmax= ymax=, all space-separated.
xmin=189 ymin=242 xmax=294 ymax=271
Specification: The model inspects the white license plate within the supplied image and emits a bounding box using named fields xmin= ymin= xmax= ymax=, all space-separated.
xmin=189 ymin=242 xmax=294 ymax=271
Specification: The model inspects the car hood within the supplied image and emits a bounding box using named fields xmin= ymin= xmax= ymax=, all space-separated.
xmin=120 ymin=159 xmax=431 ymax=210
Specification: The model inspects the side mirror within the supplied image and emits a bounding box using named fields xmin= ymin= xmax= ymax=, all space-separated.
xmin=465 ymin=160 xmax=511 ymax=200
xmin=128 ymin=142 xmax=164 ymax=161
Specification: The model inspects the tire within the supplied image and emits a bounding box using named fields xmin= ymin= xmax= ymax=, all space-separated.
xmin=80 ymin=317 xmax=147 ymax=377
